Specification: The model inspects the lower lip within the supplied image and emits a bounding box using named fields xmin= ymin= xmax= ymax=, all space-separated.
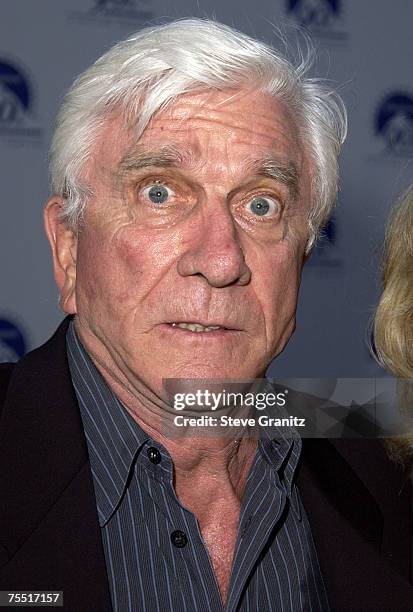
xmin=159 ymin=323 xmax=240 ymax=339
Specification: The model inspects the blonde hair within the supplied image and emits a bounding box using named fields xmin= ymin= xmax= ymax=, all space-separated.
xmin=374 ymin=186 xmax=413 ymax=470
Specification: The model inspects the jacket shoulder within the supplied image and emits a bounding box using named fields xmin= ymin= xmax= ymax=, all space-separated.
xmin=0 ymin=318 xmax=72 ymax=422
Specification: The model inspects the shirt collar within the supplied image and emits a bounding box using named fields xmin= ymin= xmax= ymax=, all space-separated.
xmin=66 ymin=321 xmax=150 ymax=526
xmin=257 ymin=380 xmax=303 ymax=501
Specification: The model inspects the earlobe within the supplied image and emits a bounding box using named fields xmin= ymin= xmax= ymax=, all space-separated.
xmin=44 ymin=197 xmax=78 ymax=314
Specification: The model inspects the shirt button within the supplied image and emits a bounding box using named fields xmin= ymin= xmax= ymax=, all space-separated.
xmin=171 ymin=530 xmax=188 ymax=548
xmin=147 ymin=447 xmax=162 ymax=464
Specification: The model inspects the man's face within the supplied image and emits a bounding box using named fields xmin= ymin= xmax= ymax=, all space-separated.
xmin=50 ymin=88 xmax=312 ymax=398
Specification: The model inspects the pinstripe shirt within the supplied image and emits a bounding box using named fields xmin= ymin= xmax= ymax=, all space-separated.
xmin=67 ymin=322 xmax=329 ymax=612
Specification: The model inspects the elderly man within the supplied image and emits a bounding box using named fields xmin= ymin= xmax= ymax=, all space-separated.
xmin=0 ymin=18 xmax=411 ymax=612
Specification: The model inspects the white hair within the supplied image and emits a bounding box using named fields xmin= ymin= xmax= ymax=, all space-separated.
xmin=49 ymin=18 xmax=347 ymax=250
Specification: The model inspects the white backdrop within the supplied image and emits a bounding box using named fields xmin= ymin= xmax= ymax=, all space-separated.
xmin=1 ymin=0 xmax=412 ymax=377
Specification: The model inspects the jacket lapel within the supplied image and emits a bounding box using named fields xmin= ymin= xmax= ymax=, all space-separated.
xmin=0 ymin=317 xmax=112 ymax=610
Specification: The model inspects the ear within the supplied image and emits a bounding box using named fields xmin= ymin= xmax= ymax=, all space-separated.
xmin=44 ymin=197 xmax=78 ymax=314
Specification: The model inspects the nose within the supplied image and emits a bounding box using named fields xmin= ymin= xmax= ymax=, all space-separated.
xmin=177 ymin=205 xmax=251 ymax=288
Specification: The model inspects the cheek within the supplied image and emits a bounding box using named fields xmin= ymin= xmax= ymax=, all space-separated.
xmin=75 ymin=225 xmax=176 ymax=307
xmin=253 ymin=245 xmax=302 ymax=325
xmin=75 ymin=231 xmax=105 ymax=305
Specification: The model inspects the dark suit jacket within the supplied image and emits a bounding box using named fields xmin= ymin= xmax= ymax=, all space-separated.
xmin=0 ymin=318 xmax=412 ymax=611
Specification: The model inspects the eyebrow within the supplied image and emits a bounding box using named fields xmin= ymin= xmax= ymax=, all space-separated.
xmin=118 ymin=144 xmax=300 ymax=200
xmin=244 ymin=156 xmax=300 ymax=200
xmin=118 ymin=144 xmax=190 ymax=174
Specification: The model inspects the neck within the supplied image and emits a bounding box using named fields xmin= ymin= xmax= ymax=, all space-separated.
xmin=74 ymin=318 xmax=258 ymax=496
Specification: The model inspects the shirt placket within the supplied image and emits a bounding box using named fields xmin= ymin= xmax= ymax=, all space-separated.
xmin=225 ymin=458 xmax=287 ymax=612
xmin=133 ymin=442 xmax=225 ymax=612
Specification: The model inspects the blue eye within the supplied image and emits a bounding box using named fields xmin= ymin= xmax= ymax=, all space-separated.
xmin=144 ymin=183 xmax=173 ymax=204
xmin=248 ymin=196 xmax=279 ymax=217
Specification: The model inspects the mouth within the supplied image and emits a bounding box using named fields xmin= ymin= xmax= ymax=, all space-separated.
xmin=169 ymin=322 xmax=224 ymax=333
xmin=164 ymin=321 xmax=239 ymax=333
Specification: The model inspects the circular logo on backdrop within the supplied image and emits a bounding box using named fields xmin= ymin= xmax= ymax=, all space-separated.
xmin=93 ymin=0 xmax=138 ymax=11
xmin=69 ymin=0 xmax=153 ymax=24
xmin=91 ymin=0 xmax=152 ymax=19
xmin=375 ymin=92 xmax=413 ymax=156
xmin=0 ymin=58 xmax=42 ymax=141
xmin=286 ymin=0 xmax=341 ymax=27
xmin=285 ymin=0 xmax=347 ymax=43
xmin=0 ymin=319 xmax=27 ymax=363
xmin=0 ymin=61 xmax=30 ymax=125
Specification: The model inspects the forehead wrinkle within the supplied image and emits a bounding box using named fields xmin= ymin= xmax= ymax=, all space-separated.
xmin=166 ymin=107 xmax=299 ymax=142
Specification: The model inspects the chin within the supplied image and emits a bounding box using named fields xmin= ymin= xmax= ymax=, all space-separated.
xmin=162 ymin=362 xmax=261 ymax=382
